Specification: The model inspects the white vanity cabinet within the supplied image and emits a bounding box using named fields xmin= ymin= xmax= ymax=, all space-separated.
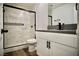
xmin=36 ymin=32 xmax=77 ymax=56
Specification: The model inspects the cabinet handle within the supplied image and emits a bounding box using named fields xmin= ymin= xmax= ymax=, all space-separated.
xmin=48 ymin=41 xmax=51 ymax=49
xmin=47 ymin=41 xmax=51 ymax=49
xmin=47 ymin=41 xmax=49 ymax=48
xmin=1 ymin=29 xmax=8 ymax=34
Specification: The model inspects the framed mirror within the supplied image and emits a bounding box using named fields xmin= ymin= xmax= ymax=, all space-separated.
xmin=48 ymin=3 xmax=77 ymax=30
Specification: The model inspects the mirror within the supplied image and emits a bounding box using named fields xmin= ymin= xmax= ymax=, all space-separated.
xmin=48 ymin=3 xmax=77 ymax=30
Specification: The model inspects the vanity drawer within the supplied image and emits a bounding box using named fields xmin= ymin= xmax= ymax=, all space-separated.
xmin=36 ymin=32 xmax=55 ymax=41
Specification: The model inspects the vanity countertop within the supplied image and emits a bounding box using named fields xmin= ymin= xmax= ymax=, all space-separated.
xmin=36 ymin=29 xmax=76 ymax=34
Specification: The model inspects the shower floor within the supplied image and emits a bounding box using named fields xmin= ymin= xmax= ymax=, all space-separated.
xmin=4 ymin=48 xmax=38 ymax=56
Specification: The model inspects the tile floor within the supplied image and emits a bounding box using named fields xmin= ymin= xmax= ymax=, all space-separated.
xmin=4 ymin=48 xmax=38 ymax=56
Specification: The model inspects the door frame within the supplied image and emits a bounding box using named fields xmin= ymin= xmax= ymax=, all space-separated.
xmin=3 ymin=4 xmax=36 ymax=49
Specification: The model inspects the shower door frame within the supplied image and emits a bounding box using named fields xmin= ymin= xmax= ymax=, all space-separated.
xmin=3 ymin=4 xmax=36 ymax=49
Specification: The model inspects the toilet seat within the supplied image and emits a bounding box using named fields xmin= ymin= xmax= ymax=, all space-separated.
xmin=27 ymin=39 xmax=37 ymax=44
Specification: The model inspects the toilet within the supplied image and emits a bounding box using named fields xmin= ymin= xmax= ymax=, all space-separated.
xmin=27 ymin=39 xmax=37 ymax=52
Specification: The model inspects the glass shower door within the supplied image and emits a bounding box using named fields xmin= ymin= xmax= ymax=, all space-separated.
xmin=4 ymin=6 xmax=35 ymax=48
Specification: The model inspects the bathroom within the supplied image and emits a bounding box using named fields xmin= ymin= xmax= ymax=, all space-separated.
xmin=0 ymin=3 xmax=79 ymax=56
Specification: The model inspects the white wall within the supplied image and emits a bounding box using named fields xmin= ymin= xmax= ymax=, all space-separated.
xmin=52 ymin=3 xmax=77 ymax=25
xmin=35 ymin=3 xmax=48 ymax=30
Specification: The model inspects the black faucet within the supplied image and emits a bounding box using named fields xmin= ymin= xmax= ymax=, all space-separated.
xmin=58 ymin=22 xmax=61 ymax=30
xmin=58 ymin=23 xmax=64 ymax=30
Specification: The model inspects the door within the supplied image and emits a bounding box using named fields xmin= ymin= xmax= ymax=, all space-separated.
xmin=52 ymin=42 xmax=77 ymax=56
xmin=0 ymin=4 xmax=3 ymax=56
xmin=4 ymin=6 xmax=35 ymax=49
xmin=37 ymin=38 xmax=50 ymax=56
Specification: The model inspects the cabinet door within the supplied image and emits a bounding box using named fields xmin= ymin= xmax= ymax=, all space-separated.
xmin=37 ymin=38 xmax=50 ymax=56
xmin=52 ymin=42 xmax=77 ymax=56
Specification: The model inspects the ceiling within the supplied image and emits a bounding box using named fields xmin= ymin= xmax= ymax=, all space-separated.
xmin=48 ymin=3 xmax=65 ymax=9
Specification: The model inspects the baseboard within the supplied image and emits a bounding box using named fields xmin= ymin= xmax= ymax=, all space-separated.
xmin=4 ymin=44 xmax=28 ymax=53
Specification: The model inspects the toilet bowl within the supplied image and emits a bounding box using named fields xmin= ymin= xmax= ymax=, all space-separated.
xmin=27 ymin=39 xmax=37 ymax=52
